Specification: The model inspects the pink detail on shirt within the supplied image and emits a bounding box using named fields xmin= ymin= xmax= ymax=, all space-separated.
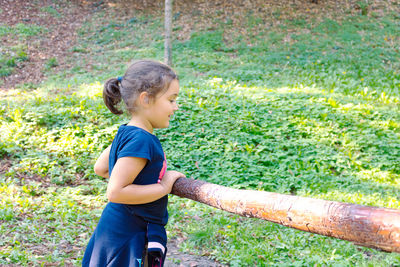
xmin=158 ymin=153 xmax=167 ymax=183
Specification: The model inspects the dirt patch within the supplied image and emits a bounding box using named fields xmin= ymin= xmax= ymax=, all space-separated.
xmin=0 ymin=157 xmax=53 ymax=187
xmin=0 ymin=157 xmax=12 ymax=173
xmin=166 ymin=238 xmax=226 ymax=267
xmin=107 ymin=0 xmax=400 ymax=42
xmin=0 ymin=0 xmax=93 ymax=89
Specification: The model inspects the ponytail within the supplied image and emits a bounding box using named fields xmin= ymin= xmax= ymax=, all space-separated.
xmin=103 ymin=78 xmax=123 ymax=115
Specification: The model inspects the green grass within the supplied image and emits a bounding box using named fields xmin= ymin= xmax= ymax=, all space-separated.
xmin=0 ymin=178 xmax=106 ymax=265
xmin=1 ymin=4 xmax=400 ymax=266
xmin=0 ymin=23 xmax=45 ymax=38
xmin=0 ymin=23 xmax=46 ymax=77
xmin=40 ymin=5 xmax=61 ymax=18
xmin=0 ymin=45 xmax=29 ymax=77
xmin=44 ymin=57 xmax=58 ymax=70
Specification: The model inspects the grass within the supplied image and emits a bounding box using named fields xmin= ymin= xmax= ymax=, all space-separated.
xmin=0 ymin=179 xmax=105 ymax=265
xmin=0 ymin=23 xmax=45 ymax=38
xmin=40 ymin=5 xmax=61 ymax=18
xmin=1 ymin=3 xmax=400 ymax=266
xmin=0 ymin=45 xmax=28 ymax=77
xmin=44 ymin=57 xmax=58 ymax=70
xmin=0 ymin=23 xmax=46 ymax=78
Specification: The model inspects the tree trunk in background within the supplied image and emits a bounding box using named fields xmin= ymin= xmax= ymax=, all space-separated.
xmin=164 ymin=0 xmax=172 ymax=66
xmin=171 ymin=177 xmax=400 ymax=253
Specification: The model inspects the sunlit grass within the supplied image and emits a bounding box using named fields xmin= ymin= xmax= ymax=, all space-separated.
xmin=0 ymin=178 xmax=106 ymax=265
xmin=356 ymin=168 xmax=400 ymax=185
xmin=75 ymin=82 xmax=103 ymax=98
xmin=310 ymin=190 xmax=400 ymax=209
xmin=1 ymin=75 xmax=399 ymax=265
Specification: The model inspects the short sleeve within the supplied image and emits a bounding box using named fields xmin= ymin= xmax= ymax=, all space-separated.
xmin=117 ymin=131 xmax=153 ymax=161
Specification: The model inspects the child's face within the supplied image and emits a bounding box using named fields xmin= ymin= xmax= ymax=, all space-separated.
xmin=148 ymin=79 xmax=179 ymax=129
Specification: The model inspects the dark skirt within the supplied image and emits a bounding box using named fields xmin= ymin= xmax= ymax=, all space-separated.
xmin=82 ymin=202 xmax=148 ymax=267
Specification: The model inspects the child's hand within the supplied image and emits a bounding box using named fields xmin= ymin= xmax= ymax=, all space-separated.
xmin=160 ymin=170 xmax=185 ymax=194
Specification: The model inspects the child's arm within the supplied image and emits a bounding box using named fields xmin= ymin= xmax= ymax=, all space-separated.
xmin=106 ymin=157 xmax=184 ymax=205
xmin=94 ymin=145 xmax=111 ymax=178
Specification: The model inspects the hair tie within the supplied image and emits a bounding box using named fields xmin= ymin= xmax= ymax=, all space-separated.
xmin=117 ymin=76 xmax=123 ymax=83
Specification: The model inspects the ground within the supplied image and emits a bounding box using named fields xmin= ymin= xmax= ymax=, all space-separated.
xmin=2 ymin=0 xmax=397 ymax=89
xmin=1 ymin=0 xmax=398 ymax=266
xmin=0 ymin=1 xmax=224 ymax=264
xmin=0 ymin=0 xmax=93 ymax=89
xmin=166 ymin=238 xmax=224 ymax=266
xmin=0 ymin=159 xmax=223 ymax=267
xmin=0 ymin=1 xmax=226 ymax=264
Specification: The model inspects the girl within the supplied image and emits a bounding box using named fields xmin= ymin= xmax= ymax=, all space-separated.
xmin=82 ymin=60 xmax=185 ymax=267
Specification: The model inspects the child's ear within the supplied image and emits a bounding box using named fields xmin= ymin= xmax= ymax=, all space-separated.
xmin=139 ymin=92 xmax=150 ymax=106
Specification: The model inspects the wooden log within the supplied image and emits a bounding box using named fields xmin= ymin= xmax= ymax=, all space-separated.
xmin=171 ymin=178 xmax=400 ymax=253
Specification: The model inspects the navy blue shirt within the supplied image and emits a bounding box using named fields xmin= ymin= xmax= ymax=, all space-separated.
xmin=109 ymin=125 xmax=168 ymax=225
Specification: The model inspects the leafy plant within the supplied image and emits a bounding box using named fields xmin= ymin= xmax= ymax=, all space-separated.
xmin=0 ymin=45 xmax=29 ymax=77
xmin=0 ymin=23 xmax=45 ymax=38
xmin=358 ymin=0 xmax=370 ymax=16
xmin=44 ymin=57 xmax=58 ymax=70
xmin=40 ymin=5 xmax=61 ymax=18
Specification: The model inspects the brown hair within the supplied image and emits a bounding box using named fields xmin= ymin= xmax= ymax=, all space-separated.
xmin=103 ymin=60 xmax=178 ymax=115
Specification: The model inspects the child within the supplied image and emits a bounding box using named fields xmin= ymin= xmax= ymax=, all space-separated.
xmin=82 ymin=60 xmax=185 ymax=267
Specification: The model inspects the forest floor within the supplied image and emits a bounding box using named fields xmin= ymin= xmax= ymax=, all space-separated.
xmin=1 ymin=0 xmax=399 ymax=266
xmin=0 ymin=1 xmax=229 ymax=264
xmin=2 ymin=0 xmax=397 ymax=90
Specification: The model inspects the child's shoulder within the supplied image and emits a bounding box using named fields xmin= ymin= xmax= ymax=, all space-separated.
xmin=117 ymin=125 xmax=159 ymax=144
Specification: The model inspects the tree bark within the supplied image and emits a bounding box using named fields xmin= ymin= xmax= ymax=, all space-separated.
xmin=164 ymin=0 xmax=172 ymax=66
xmin=171 ymin=178 xmax=400 ymax=253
